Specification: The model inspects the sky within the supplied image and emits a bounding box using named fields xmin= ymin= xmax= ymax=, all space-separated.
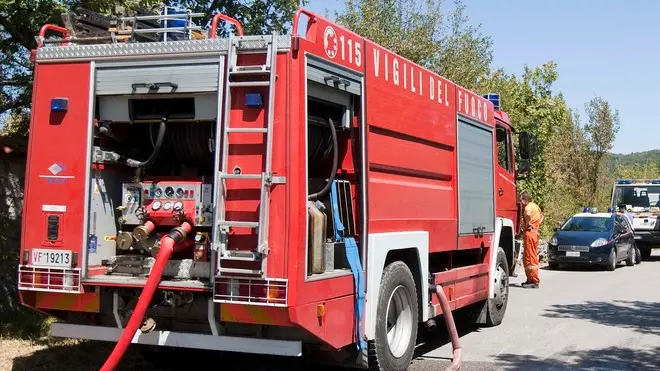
xmin=303 ymin=0 xmax=660 ymax=155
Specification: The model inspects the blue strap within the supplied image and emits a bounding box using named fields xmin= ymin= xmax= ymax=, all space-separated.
xmin=330 ymin=181 xmax=367 ymax=351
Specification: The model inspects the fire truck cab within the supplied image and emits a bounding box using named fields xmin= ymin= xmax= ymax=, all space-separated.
xmin=18 ymin=6 xmax=532 ymax=371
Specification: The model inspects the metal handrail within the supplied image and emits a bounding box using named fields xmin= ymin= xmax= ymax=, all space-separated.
xmin=38 ymin=24 xmax=70 ymax=47
xmin=36 ymin=9 xmax=250 ymax=47
xmin=292 ymin=8 xmax=317 ymax=37
xmin=210 ymin=13 xmax=244 ymax=37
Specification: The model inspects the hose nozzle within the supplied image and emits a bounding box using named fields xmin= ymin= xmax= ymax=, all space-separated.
xmin=133 ymin=221 xmax=155 ymax=242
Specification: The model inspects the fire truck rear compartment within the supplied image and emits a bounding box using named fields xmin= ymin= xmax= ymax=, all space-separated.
xmin=305 ymin=66 xmax=362 ymax=279
xmin=87 ymin=63 xmax=220 ymax=287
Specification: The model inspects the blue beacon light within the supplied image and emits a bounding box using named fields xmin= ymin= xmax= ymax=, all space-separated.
xmin=482 ymin=93 xmax=500 ymax=110
xmin=50 ymin=98 xmax=68 ymax=112
xmin=245 ymin=93 xmax=264 ymax=108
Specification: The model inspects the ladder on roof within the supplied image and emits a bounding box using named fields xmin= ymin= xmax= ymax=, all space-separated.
xmin=214 ymin=33 xmax=280 ymax=277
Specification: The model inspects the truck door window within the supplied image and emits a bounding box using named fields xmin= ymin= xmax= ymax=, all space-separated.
xmin=496 ymin=125 xmax=512 ymax=173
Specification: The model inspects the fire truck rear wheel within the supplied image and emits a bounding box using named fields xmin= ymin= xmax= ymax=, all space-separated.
xmin=369 ymin=261 xmax=419 ymax=371
xmin=484 ymin=247 xmax=509 ymax=326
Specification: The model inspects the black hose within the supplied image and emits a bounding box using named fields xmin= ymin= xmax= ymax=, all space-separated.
xmin=308 ymin=118 xmax=338 ymax=201
xmin=126 ymin=117 xmax=167 ymax=169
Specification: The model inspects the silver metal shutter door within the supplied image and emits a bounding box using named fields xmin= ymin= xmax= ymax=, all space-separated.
xmin=457 ymin=118 xmax=496 ymax=235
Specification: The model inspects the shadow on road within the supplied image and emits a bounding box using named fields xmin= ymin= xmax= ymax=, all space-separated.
xmin=11 ymin=341 xmax=153 ymax=371
xmin=494 ymin=345 xmax=660 ymax=370
xmin=10 ymin=310 xmax=483 ymax=371
xmin=413 ymin=306 xmax=482 ymax=361
xmin=10 ymin=340 xmax=310 ymax=371
xmin=542 ymin=299 xmax=660 ymax=336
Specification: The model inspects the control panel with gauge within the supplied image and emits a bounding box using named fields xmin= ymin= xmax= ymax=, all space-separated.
xmin=120 ymin=181 xmax=213 ymax=227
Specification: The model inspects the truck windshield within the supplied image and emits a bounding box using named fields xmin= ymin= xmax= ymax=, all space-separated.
xmin=611 ymin=185 xmax=660 ymax=211
xmin=561 ymin=216 xmax=612 ymax=232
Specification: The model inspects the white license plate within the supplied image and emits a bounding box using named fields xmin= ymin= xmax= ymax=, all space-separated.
xmin=566 ymin=251 xmax=580 ymax=257
xmin=31 ymin=248 xmax=72 ymax=268
xmin=634 ymin=235 xmax=642 ymax=240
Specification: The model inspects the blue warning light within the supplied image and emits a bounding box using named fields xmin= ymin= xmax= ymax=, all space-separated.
xmin=51 ymin=98 xmax=68 ymax=112
xmin=482 ymin=93 xmax=500 ymax=110
xmin=245 ymin=93 xmax=263 ymax=108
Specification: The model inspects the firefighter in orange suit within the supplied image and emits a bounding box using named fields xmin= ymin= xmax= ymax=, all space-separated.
xmin=520 ymin=192 xmax=543 ymax=288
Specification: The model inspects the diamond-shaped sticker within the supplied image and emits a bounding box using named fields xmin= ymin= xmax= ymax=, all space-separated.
xmin=48 ymin=163 xmax=64 ymax=175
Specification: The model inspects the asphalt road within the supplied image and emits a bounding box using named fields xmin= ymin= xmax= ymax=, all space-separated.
xmin=7 ymin=258 xmax=659 ymax=371
xmin=410 ymin=257 xmax=660 ymax=371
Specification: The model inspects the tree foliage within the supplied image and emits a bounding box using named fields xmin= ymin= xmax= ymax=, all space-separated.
xmin=479 ymin=62 xmax=570 ymax=216
xmin=583 ymin=97 xmax=620 ymax=203
xmin=336 ymin=0 xmax=492 ymax=89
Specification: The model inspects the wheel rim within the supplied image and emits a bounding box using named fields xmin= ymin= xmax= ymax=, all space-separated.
xmin=611 ymin=250 xmax=616 ymax=267
xmin=493 ymin=263 xmax=508 ymax=310
xmin=631 ymin=247 xmax=636 ymax=262
xmin=385 ymin=285 xmax=413 ymax=358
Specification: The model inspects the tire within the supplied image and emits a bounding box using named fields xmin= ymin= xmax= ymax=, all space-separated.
xmin=483 ymin=247 xmax=510 ymax=327
xmin=626 ymin=245 xmax=636 ymax=266
xmin=635 ymin=246 xmax=642 ymax=265
xmin=369 ymin=261 xmax=419 ymax=371
xmin=605 ymin=248 xmax=616 ymax=271
xmin=548 ymin=262 xmax=559 ymax=270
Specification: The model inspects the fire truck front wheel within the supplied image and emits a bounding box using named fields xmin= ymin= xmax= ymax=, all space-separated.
xmin=369 ymin=261 xmax=419 ymax=371
xmin=484 ymin=247 xmax=510 ymax=326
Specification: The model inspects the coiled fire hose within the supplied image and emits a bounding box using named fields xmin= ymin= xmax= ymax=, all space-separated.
xmin=100 ymin=221 xmax=192 ymax=371
xmin=430 ymin=284 xmax=463 ymax=371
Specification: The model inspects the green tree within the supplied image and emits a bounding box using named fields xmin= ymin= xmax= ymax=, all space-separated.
xmin=479 ymin=62 xmax=571 ymax=223
xmin=0 ymin=0 xmax=303 ymax=137
xmin=584 ymin=97 xmax=620 ymax=205
xmin=336 ymin=0 xmax=492 ymax=89
xmin=615 ymin=160 xmax=660 ymax=180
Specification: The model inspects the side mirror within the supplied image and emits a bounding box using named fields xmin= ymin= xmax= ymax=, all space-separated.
xmin=518 ymin=131 xmax=531 ymax=160
xmin=517 ymin=159 xmax=531 ymax=180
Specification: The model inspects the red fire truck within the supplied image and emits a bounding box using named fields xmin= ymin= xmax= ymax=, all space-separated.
xmin=18 ymin=6 xmax=532 ymax=371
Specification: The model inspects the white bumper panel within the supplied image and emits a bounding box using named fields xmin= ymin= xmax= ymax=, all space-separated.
xmin=49 ymin=323 xmax=302 ymax=357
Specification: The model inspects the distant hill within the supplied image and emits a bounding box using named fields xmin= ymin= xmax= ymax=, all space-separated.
xmin=610 ymin=150 xmax=660 ymax=168
xmin=605 ymin=149 xmax=660 ymax=177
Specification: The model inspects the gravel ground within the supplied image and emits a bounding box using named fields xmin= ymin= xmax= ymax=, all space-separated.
xmin=0 ymin=338 xmax=156 ymax=371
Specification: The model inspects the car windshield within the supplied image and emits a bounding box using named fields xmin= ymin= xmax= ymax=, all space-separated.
xmin=561 ymin=216 xmax=612 ymax=232
xmin=612 ymin=185 xmax=660 ymax=212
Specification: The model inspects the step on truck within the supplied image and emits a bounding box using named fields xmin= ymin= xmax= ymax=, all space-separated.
xmin=18 ymin=6 xmax=533 ymax=371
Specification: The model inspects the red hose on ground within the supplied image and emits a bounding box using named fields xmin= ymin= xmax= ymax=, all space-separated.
xmin=433 ymin=284 xmax=462 ymax=371
xmin=100 ymin=222 xmax=192 ymax=371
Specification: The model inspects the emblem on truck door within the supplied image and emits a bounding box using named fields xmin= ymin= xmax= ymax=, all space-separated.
xmin=324 ymin=26 xmax=338 ymax=59
xmin=40 ymin=162 xmax=73 ymax=184
xmin=48 ymin=162 xmax=65 ymax=175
